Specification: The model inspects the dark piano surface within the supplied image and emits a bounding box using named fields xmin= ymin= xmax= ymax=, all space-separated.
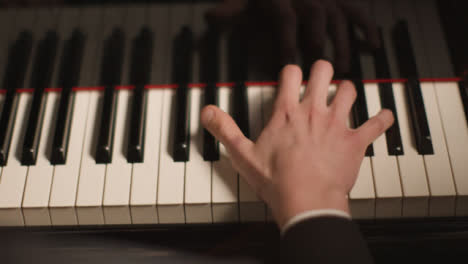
xmin=0 ymin=0 xmax=467 ymax=263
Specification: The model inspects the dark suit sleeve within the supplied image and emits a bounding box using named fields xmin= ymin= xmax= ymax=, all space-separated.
xmin=281 ymin=216 xmax=373 ymax=264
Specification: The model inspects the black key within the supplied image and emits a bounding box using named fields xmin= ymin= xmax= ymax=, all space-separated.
xmin=201 ymin=28 xmax=220 ymax=161
xmin=228 ymin=27 xmax=250 ymax=139
xmin=352 ymin=82 xmax=373 ymax=157
xmin=460 ymin=78 xmax=468 ymax=125
xmin=232 ymin=82 xmax=249 ymax=138
xmin=51 ymin=29 xmax=86 ymax=165
xmin=127 ymin=27 xmax=153 ymax=163
xmin=202 ymin=82 xmax=219 ymax=161
xmin=393 ymin=21 xmax=434 ymax=155
xmin=95 ymin=28 xmax=125 ymax=164
xmin=374 ymin=29 xmax=404 ymax=156
xmin=0 ymin=31 xmax=33 ymax=166
xmin=172 ymin=26 xmax=193 ymax=162
xmin=21 ymin=31 xmax=58 ymax=165
xmin=347 ymin=26 xmax=373 ymax=156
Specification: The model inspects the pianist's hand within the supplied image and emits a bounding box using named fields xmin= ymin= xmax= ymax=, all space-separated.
xmin=201 ymin=61 xmax=393 ymax=228
xmin=206 ymin=0 xmax=379 ymax=74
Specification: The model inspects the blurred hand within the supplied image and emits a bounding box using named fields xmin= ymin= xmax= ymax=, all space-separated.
xmin=206 ymin=0 xmax=379 ymax=75
xmin=201 ymin=61 xmax=393 ymax=228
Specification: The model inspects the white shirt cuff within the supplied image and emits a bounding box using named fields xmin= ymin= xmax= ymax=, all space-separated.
xmin=281 ymin=209 xmax=351 ymax=236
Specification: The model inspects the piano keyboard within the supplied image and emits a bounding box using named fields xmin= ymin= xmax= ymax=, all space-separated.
xmin=0 ymin=0 xmax=467 ymax=227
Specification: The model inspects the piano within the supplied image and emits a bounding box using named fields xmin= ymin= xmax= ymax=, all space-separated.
xmin=0 ymin=0 xmax=467 ymax=240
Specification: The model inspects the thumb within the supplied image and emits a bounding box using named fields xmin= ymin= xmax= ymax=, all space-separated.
xmin=201 ymin=105 xmax=254 ymax=160
xmin=355 ymin=109 xmax=394 ymax=148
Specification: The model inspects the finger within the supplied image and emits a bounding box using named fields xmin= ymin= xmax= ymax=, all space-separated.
xmin=325 ymin=3 xmax=350 ymax=74
xmin=330 ymin=80 xmax=356 ymax=122
xmin=294 ymin=0 xmax=327 ymax=70
xmin=355 ymin=109 xmax=394 ymax=147
xmin=274 ymin=65 xmax=303 ymax=112
xmin=301 ymin=60 xmax=334 ymax=109
xmin=205 ymin=0 xmax=248 ymax=29
xmin=339 ymin=1 xmax=380 ymax=49
xmin=201 ymin=105 xmax=254 ymax=159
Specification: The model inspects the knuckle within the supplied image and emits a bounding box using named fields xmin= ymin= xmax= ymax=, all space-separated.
xmin=308 ymin=105 xmax=326 ymax=117
xmin=328 ymin=112 xmax=343 ymax=127
xmin=275 ymin=101 xmax=295 ymax=117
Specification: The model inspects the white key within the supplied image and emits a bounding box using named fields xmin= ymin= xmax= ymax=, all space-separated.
xmin=49 ymin=7 xmax=99 ymax=226
xmin=349 ymin=155 xmax=375 ymax=220
xmin=75 ymin=91 xmax=106 ymax=225
xmin=239 ymin=86 xmax=265 ymax=222
xmin=393 ymin=83 xmax=429 ymax=217
xmin=212 ymin=87 xmax=238 ymax=223
xmin=156 ymin=3 xmax=193 ymax=224
xmin=22 ymin=92 xmax=59 ymax=226
xmin=47 ymin=7 xmax=82 ymax=226
xmin=434 ymin=83 xmax=468 ymax=214
xmin=130 ymin=89 xmax=163 ymax=224
xmin=76 ymin=6 xmax=124 ymax=225
xmin=394 ymin=0 xmax=456 ymax=216
xmin=13 ymin=8 xmax=61 ymax=226
xmin=157 ymin=89 xmax=185 ymax=223
xmin=410 ymin=0 xmax=466 ymax=214
xmin=184 ymin=88 xmax=212 ymax=223
xmin=350 ymin=149 xmax=375 ymax=218
xmin=49 ymin=91 xmax=89 ymax=225
xmin=337 ymin=84 xmax=375 ymax=219
xmin=421 ymin=82 xmax=456 ymax=216
xmin=102 ymin=90 xmax=132 ymax=224
xmin=183 ymin=3 xmax=214 ymax=224
xmin=378 ymin=0 xmax=430 ymax=217
xmin=0 ymin=93 xmax=31 ymax=226
xmin=130 ymin=4 xmax=167 ymax=224
xmin=102 ymin=6 xmax=144 ymax=225
xmin=365 ymin=84 xmax=402 ymax=218
xmin=0 ymin=9 xmax=37 ymax=226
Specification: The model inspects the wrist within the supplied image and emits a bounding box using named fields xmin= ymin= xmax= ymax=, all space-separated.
xmin=277 ymin=188 xmax=350 ymax=229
